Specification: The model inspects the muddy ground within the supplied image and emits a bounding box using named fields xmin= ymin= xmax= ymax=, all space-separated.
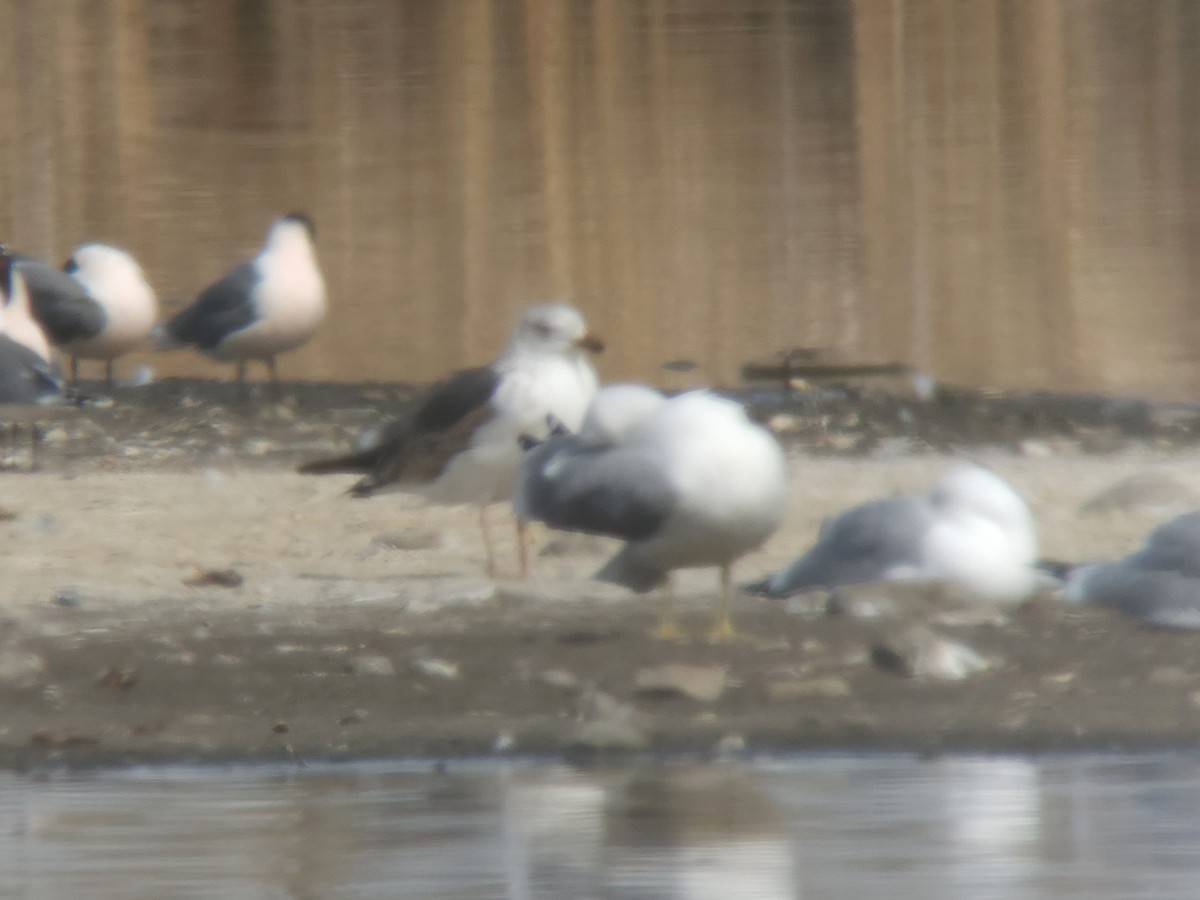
xmin=3 ymin=378 xmax=1200 ymax=770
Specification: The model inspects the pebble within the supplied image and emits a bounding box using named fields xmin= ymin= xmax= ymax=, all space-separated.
xmin=634 ymin=664 xmax=727 ymax=703
xmin=370 ymin=528 xmax=442 ymax=552
xmin=349 ymin=654 xmax=397 ymax=677
xmin=871 ymin=626 xmax=991 ymax=681
xmin=766 ymin=675 xmax=852 ymax=701
xmin=410 ymin=656 xmax=459 ymax=680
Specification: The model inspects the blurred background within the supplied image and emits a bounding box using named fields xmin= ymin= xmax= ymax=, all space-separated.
xmin=0 ymin=0 xmax=1197 ymax=395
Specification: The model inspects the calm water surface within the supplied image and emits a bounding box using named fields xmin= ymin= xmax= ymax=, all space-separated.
xmin=3 ymin=753 xmax=1200 ymax=898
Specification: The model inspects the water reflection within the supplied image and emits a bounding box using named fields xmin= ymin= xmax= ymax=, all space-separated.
xmin=4 ymin=754 xmax=1200 ymax=898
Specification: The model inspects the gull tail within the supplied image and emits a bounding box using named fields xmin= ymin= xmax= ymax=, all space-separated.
xmin=297 ymin=449 xmax=379 ymax=477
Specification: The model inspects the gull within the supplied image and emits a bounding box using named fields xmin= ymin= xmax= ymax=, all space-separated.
xmin=11 ymin=243 xmax=158 ymax=386
xmin=61 ymin=244 xmax=158 ymax=385
xmin=158 ymin=212 xmax=325 ymax=383
xmin=299 ymin=302 xmax=604 ymax=576
xmin=517 ymin=387 xmax=788 ymax=639
xmin=0 ymin=254 xmax=67 ymax=467
xmin=1064 ymin=511 xmax=1200 ymax=629
xmin=751 ymin=464 xmax=1039 ymax=604
xmin=0 ymin=255 xmax=62 ymax=403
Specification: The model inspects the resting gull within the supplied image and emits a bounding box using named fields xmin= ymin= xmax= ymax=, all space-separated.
xmin=158 ymin=212 xmax=325 ymax=383
xmin=299 ymin=302 xmax=604 ymax=576
xmin=517 ymin=387 xmax=787 ymax=639
xmin=1064 ymin=511 xmax=1200 ymax=629
xmin=751 ymin=464 xmax=1039 ymax=604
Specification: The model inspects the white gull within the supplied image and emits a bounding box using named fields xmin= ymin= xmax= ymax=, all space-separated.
xmin=753 ymin=464 xmax=1039 ymax=604
xmin=517 ymin=386 xmax=787 ymax=639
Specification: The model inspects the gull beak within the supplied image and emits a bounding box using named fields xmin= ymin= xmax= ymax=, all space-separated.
xmin=575 ymin=333 xmax=605 ymax=354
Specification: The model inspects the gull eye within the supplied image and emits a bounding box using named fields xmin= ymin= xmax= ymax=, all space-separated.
xmin=530 ymin=320 xmax=553 ymax=337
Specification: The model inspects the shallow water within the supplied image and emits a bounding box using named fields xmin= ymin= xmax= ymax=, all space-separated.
xmin=3 ymin=753 xmax=1200 ymax=898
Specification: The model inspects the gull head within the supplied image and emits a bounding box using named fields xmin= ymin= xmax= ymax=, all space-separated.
xmin=578 ymin=383 xmax=666 ymax=445
xmin=929 ymin=464 xmax=1036 ymax=541
xmin=513 ymin=303 xmax=604 ymax=356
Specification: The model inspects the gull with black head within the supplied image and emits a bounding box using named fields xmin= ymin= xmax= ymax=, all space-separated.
xmin=158 ymin=212 xmax=325 ymax=384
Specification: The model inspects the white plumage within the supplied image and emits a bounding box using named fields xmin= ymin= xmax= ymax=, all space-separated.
xmin=756 ymin=464 xmax=1039 ymax=605
xmin=518 ymin=387 xmax=788 ymax=638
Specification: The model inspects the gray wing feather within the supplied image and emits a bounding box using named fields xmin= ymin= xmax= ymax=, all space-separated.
xmin=760 ymin=495 xmax=933 ymax=596
xmin=0 ymin=334 xmax=63 ymax=403
xmin=165 ymin=262 xmax=259 ymax=350
xmin=14 ymin=257 xmax=106 ymax=345
xmin=1074 ymin=562 xmax=1200 ymax=630
xmin=518 ymin=438 xmax=676 ymax=541
xmin=1133 ymin=511 xmax=1200 ymax=578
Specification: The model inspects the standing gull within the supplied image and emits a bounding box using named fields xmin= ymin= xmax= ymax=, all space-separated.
xmin=517 ymin=388 xmax=787 ymax=639
xmin=751 ymin=464 xmax=1039 ymax=604
xmin=299 ymin=302 xmax=604 ymax=576
xmin=158 ymin=212 xmax=325 ymax=383
xmin=1064 ymin=511 xmax=1200 ymax=629
xmin=8 ymin=250 xmax=105 ymax=371
xmin=60 ymin=244 xmax=159 ymax=385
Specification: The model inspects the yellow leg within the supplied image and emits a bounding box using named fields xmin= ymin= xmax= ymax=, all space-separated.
xmin=653 ymin=575 xmax=685 ymax=641
xmin=707 ymin=565 xmax=738 ymax=642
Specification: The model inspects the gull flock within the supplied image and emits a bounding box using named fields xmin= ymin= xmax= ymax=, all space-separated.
xmin=0 ymin=215 xmax=1195 ymax=636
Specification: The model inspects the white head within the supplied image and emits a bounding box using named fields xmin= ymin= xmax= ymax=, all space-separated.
xmin=928 ymin=464 xmax=1037 ymax=555
xmin=67 ymin=244 xmax=157 ymax=303
xmin=578 ymin=383 xmax=667 ymax=445
xmin=508 ymin=303 xmax=604 ymax=358
xmin=262 ymin=211 xmax=318 ymax=257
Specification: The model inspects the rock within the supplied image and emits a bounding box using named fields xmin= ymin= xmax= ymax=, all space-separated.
xmin=537 ymin=668 xmax=580 ymax=692
xmin=0 ymin=647 xmax=46 ymax=689
xmin=410 ymin=655 xmax=459 ymax=680
xmin=493 ymin=731 xmax=516 ymax=753
xmin=766 ymin=675 xmax=852 ymax=700
xmin=52 ymin=587 xmax=82 ymax=608
xmin=573 ymin=688 xmax=630 ymax=722
xmin=634 ymin=664 xmax=727 ymax=702
xmin=871 ymin=626 xmax=991 ymax=681
xmin=370 ymin=528 xmax=442 ymax=552
xmin=183 ymin=568 xmax=244 ymax=588
xmin=567 ymin=719 xmax=648 ymax=752
xmin=347 ymin=654 xmax=396 ymax=677
xmin=1079 ymin=471 xmax=1200 ymax=517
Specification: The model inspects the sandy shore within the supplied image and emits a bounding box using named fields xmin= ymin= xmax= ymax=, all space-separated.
xmin=4 ymin=422 xmax=1200 ymax=768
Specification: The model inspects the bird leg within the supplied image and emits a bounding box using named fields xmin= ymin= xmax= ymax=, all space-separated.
xmin=70 ymin=357 xmax=80 ymax=386
xmin=653 ymin=574 xmax=685 ymax=641
xmin=515 ymin=517 xmax=530 ymax=579
xmin=104 ymin=359 xmax=114 ymax=389
xmin=707 ymin=565 xmax=738 ymax=643
xmin=479 ymin=506 xmax=498 ymax=578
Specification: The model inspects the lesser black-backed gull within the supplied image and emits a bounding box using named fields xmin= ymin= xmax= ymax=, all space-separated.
xmin=300 ymin=302 xmax=604 ymax=576
xmin=752 ymin=464 xmax=1039 ymax=604
xmin=517 ymin=387 xmax=787 ymax=639
xmin=158 ymin=212 xmax=325 ymax=383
